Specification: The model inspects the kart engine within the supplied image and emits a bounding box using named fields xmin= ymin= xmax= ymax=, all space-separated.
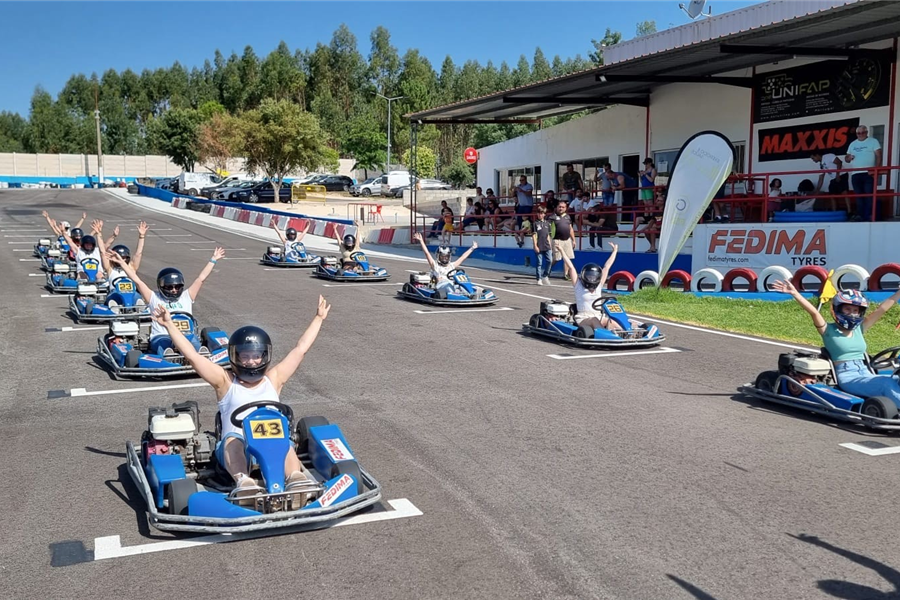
xmin=320 ymin=256 xmax=338 ymax=268
xmin=266 ymin=245 xmax=282 ymax=256
xmin=541 ymin=300 xmax=572 ymax=320
xmin=409 ymin=272 xmax=431 ymax=286
xmin=143 ymin=401 xmax=216 ymax=474
xmin=778 ymin=352 xmax=834 ymax=388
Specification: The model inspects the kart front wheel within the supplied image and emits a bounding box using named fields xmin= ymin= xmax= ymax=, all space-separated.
xmin=754 ymin=371 xmax=779 ymax=393
xmin=167 ymin=478 xmax=198 ymax=515
xmin=862 ymin=396 xmax=899 ymax=420
xmin=331 ymin=460 xmax=362 ymax=495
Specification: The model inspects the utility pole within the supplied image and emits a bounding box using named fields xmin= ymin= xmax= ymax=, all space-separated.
xmin=94 ymin=86 xmax=104 ymax=186
xmin=374 ymin=93 xmax=403 ymax=172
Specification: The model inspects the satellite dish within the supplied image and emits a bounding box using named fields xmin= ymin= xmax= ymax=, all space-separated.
xmin=679 ymin=0 xmax=710 ymax=19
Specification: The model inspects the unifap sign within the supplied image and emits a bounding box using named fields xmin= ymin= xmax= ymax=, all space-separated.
xmin=695 ymin=224 xmax=831 ymax=269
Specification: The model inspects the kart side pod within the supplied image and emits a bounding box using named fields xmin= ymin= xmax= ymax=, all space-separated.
xmin=308 ymin=424 xmax=362 ymax=495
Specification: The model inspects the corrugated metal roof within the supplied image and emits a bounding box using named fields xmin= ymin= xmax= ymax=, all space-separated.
xmin=408 ymin=0 xmax=899 ymax=124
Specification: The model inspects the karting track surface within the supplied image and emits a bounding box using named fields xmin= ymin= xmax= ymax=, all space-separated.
xmin=4 ymin=189 xmax=900 ymax=600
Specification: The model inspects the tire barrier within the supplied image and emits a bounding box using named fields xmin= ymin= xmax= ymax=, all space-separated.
xmin=606 ymin=271 xmax=635 ymax=292
xmin=759 ymin=266 xmax=793 ymax=291
xmin=634 ymin=270 xmax=660 ymax=289
xmin=721 ymin=267 xmax=758 ymax=292
xmin=690 ymin=268 xmax=724 ymax=293
xmin=661 ymin=269 xmax=692 ymax=290
xmin=832 ymin=264 xmax=870 ymax=291
xmin=868 ymin=263 xmax=900 ymax=291
xmin=791 ymin=265 xmax=829 ymax=292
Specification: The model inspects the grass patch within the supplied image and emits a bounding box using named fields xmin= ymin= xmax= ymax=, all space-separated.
xmin=625 ymin=288 xmax=900 ymax=353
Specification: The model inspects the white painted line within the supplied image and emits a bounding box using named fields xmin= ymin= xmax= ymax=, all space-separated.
xmin=4 ymin=235 xmax=42 ymax=238
xmin=839 ymin=442 xmax=900 ymax=456
xmin=8 ymin=241 xmax=33 ymax=244
xmin=189 ymin=247 xmax=246 ymax=251
xmin=220 ymin=257 xmax=258 ymax=260
xmin=13 ymin=248 xmax=34 ymax=251
xmin=2 ymin=229 xmax=44 ymax=232
xmin=263 ymin=268 xmax=310 ymax=272
xmin=41 ymin=294 xmax=67 ymax=298
xmin=19 ymin=258 xmax=40 ymax=262
xmin=158 ymin=234 xmax=193 ymax=237
xmin=28 ymin=273 xmax=44 ymax=277
xmin=547 ymin=346 xmax=682 ymax=360
xmin=414 ymin=307 xmax=514 ymax=315
xmin=68 ymin=382 xmax=210 ymax=398
xmin=92 ymin=498 xmax=422 ymax=560
xmin=166 ymin=241 xmax=215 ymax=244
xmin=128 ymin=228 xmax=171 ymax=231
xmin=58 ymin=326 xmax=108 ymax=332
xmin=471 ymin=282 xmax=553 ymax=302
xmin=321 ymin=282 xmax=402 ymax=287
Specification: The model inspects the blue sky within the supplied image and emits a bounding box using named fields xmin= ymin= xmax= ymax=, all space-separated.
xmin=0 ymin=1 xmax=761 ymax=117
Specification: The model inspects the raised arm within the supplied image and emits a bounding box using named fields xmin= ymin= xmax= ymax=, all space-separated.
xmin=413 ymin=232 xmax=436 ymax=269
xmin=132 ymin=221 xmax=148 ymax=272
xmin=153 ymin=306 xmax=230 ymax=394
xmin=107 ymin=250 xmax=153 ymax=302
xmin=42 ymin=211 xmax=62 ymax=236
xmin=104 ymin=225 xmax=119 ymax=249
xmin=295 ymin=220 xmax=310 ymax=242
xmin=267 ymin=296 xmax=330 ymax=392
xmin=560 ymin=251 xmax=579 ymax=287
xmin=94 ymin=220 xmax=111 ymax=273
xmin=862 ymin=288 xmax=900 ymax=331
xmin=187 ymin=247 xmax=225 ymax=301
xmin=598 ymin=242 xmax=619 ymax=289
xmin=270 ymin=220 xmax=287 ymax=244
xmin=74 ymin=212 xmax=86 ymax=230
xmin=453 ymin=241 xmax=479 ymax=268
xmin=771 ymin=279 xmax=827 ymax=334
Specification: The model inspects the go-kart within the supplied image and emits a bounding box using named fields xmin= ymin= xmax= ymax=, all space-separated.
xmin=522 ymin=297 xmax=665 ymax=348
xmin=738 ymin=347 xmax=900 ymax=431
xmin=125 ymin=400 xmax=382 ymax=533
xmin=260 ymin=243 xmax=319 ymax=268
xmin=313 ymin=252 xmax=389 ymax=282
xmin=397 ymin=269 xmax=498 ymax=306
xmin=45 ymin=257 xmax=107 ymax=294
xmin=33 ymin=236 xmax=62 ymax=258
xmin=95 ymin=312 xmax=229 ymax=378
xmin=40 ymin=247 xmax=74 ymax=272
xmin=68 ymin=277 xmax=150 ymax=323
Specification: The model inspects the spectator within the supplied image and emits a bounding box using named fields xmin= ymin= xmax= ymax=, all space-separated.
xmin=511 ymin=175 xmax=534 ymax=227
xmin=485 ymin=188 xmax=497 ymax=207
xmin=549 ymin=199 xmax=576 ymax=276
xmin=636 ymin=188 xmax=665 ymax=252
xmin=795 ymin=179 xmax=817 ymax=213
xmin=561 ymin=164 xmax=584 ymax=203
xmin=461 ymin=198 xmax=479 ymax=230
xmin=811 ymin=151 xmax=850 ymax=213
xmin=428 ymin=200 xmax=454 ymax=238
xmin=463 ymin=201 xmax=485 ymax=230
xmin=588 ymin=203 xmax=618 ymax=249
xmin=844 ymin=125 xmax=882 ymax=221
xmin=604 ymin=163 xmax=639 ymax=216
xmin=531 ymin=206 xmax=553 ymax=285
xmin=473 ymin=186 xmax=485 ymax=205
xmin=441 ymin=214 xmax=454 ymax=245
xmin=516 ymin=213 xmax=532 ymax=248
xmin=595 ymin=166 xmax=615 ymax=207
xmin=767 ymin=178 xmax=783 ymax=221
xmin=569 ymin=190 xmax=588 ymax=214
xmin=544 ymin=190 xmax=558 ymax=213
xmin=639 ymin=158 xmax=657 ymax=218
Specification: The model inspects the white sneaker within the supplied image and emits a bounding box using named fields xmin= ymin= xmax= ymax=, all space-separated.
xmin=536 ymin=279 xmax=543 ymax=286
xmin=542 ymin=277 xmax=551 ymax=286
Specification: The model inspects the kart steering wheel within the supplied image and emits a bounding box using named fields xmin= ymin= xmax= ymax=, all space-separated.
xmin=591 ymin=296 xmax=618 ymax=311
xmin=350 ymin=251 xmax=366 ymax=261
xmin=870 ymin=346 xmax=900 ymax=374
xmin=229 ymin=401 xmax=294 ymax=428
xmin=446 ymin=268 xmax=464 ymax=278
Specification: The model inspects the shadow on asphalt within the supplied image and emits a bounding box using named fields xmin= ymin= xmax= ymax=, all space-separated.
xmin=106 ymin=463 xmax=170 ymax=541
xmin=728 ymin=392 xmax=891 ymax=437
xmin=666 ymin=574 xmax=719 ymax=599
xmin=789 ymin=533 xmax=900 ymax=599
xmin=84 ymin=445 xmax=126 ymax=458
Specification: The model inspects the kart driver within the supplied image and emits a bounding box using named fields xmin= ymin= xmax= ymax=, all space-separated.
xmin=42 ymin=210 xmax=86 ymax=240
xmin=559 ymin=243 xmax=623 ymax=331
xmin=331 ymin=229 xmax=361 ymax=263
xmin=271 ymin=220 xmax=310 ymax=258
xmin=413 ymin=232 xmax=478 ymax=295
xmin=773 ymin=279 xmax=900 ymax=408
xmin=151 ymin=295 xmax=330 ymax=501
xmin=95 ymin=220 xmax=149 ymax=280
xmin=107 ymin=246 xmax=226 ymax=354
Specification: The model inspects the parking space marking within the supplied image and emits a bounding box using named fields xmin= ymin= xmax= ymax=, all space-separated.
xmin=158 ymin=234 xmax=192 ymax=237
xmin=264 ymin=268 xmax=314 ymax=272
xmin=839 ymin=442 xmax=900 ymax=456
xmin=414 ymin=307 xmax=515 ymax=315
xmin=548 ymin=347 xmax=682 ymax=360
xmin=45 ymin=325 xmax=108 ymax=333
xmin=47 ymin=381 xmax=209 ymax=399
xmin=41 ymin=294 xmax=67 ymax=298
xmin=4 ymin=234 xmax=43 ymax=237
xmin=188 ymin=247 xmax=246 ymax=251
xmin=28 ymin=273 xmax=44 ymax=277
xmin=321 ymin=282 xmax=402 ymax=287
xmin=8 ymin=241 xmax=33 ymax=244
xmin=220 ymin=257 xmax=258 ymax=260
xmin=13 ymin=248 xmax=34 ymax=251
xmin=91 ymin=498 xmax=422 ymax=561
xmin=19 ymin=258 xmax=40 ymax=262
xmin=166 ymin=241 xmax=216 ymax=244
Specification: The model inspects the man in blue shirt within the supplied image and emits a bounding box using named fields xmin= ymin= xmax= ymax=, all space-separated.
xmin=844 ymin=125 xmax=882 ymax=221
xmin=512 ymin=175 xmax=534 ymax=227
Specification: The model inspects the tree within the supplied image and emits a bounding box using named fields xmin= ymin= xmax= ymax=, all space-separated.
xmin=532 ymin=48 xmax=552 ymax=81
xmin=147 ymin=108 xmax=201 ymax=171
xmin=368 ymin=26 xmax=400 ymax=94
xmin=401 ymin=146 xmax=436 ymax=179
xmin=260 ymin=41 xmax=305 ymax=104
xmin=344 ymin=109 xmax=387 ymax=178
xmin=0 ymin=111 xmax=27 ymax=152
xmin=636 ymin=20 xmax=657 ymax=37
xmin=198 ymin=112 xmax=242 ymax=175
xmin=444 ymin=158 xmax=474 ymax=189
xmin=590 ymin=28 xmax=623 ymax=65
xmin=24 ymin=87 xmax=78 ymax=153
xmin=238 ymin=99 xmax=334 ymax=201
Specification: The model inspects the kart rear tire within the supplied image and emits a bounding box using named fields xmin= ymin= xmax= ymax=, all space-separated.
xmin=755 ymin=371 xmax=779 ymax=393
xmin=200 ymin=327 xmax=213 ymax=347
xmin=402 ymin=283 xmax=414 ymax=295
xmin=574 ymin=324 xmax=594 ymax=339
xmin=167 ymin=478 xmax=198 ymax=516
xmin=83 ymin=299 xmax=94 ymax=315
xmin=528 ymin=314 xmax=541 ymax=329
xmin=124 ymin=349 xmax=142 ymax=368
xmin=331 ymin=460 xmax=363 ymax=495
xmin=862 ymin=396 xmax=899 ymax=420
xmin=296 ymin=416 xmax=329 ymax=453
xmin=434 ymin=287 xmax=448 ymax=300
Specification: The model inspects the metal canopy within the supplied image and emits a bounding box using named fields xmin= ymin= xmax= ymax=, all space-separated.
xmin=407 ymin=0 xmax=900 ymax=124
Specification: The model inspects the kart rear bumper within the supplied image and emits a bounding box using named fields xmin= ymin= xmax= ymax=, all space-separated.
xmin=397 ymin=289 xmax=498 ymax=306
xmin=314 ymin=269 xmax=391 ymax=282
xmin=260 ymin=257 xmax=319 ymax=268
xmin=96 ymin=339 xmax=229 ymax=378
xmin=521 ymin=323 xmax=666 ymax=348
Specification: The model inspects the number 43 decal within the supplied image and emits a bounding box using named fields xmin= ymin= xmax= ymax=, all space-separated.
xmin=249 ymin=419 xmax=284 ymax=438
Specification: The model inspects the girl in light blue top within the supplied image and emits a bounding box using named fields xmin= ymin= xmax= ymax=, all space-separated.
xmin=773 ymin=279 xmax=900 ymax=407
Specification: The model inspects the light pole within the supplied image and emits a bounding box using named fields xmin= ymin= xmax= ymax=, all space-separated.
xmin=94 ymin=86 xmax=104 ymax=185
xmin=374 ymin=93 xmax=403 ymax=172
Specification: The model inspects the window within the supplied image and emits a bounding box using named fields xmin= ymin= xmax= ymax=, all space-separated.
xmin=555 ymin=157 xmax=609 ymax=192
xmin=654 ymin=142 xmax=747 ymax=177
xmin=499 ymin=166 xmax=541 ymax=199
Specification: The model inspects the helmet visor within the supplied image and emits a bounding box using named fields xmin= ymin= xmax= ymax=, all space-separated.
xmin=228 ymin=342 xmax=272 ymax=367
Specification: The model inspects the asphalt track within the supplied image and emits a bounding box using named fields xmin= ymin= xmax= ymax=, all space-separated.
xmin=3 ymin=189 xmax=900 ymax=600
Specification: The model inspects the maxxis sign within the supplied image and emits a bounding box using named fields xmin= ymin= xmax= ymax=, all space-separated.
xmin=695 ymin=225 xmax=830 ymax=269
xmin=758 ymin=118 xmax=858 ymax=162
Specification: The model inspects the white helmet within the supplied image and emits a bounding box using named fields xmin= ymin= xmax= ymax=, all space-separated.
xmin=60 ymin=220 xmax=71 ymax=231
xmin=436 ymin=246 xmax=452 ymax=266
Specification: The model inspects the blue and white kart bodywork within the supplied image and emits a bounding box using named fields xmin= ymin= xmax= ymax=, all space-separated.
xmin=96 ymin=313 xmax=229 ymax=378
xmin=126 ymin=401 xmax=382 ymax=533
xmin=314 ymin=252 xmax=390 ymax=282
xmin=398 ymin=269 xmax=498 ymax=306
xmin=68 ymin=277 xmax=150 ymax=323
xmin=33 ymin=236 xmax=65 ymax=258
xmin=738 ymin=348 xmax=900 ymax=431
xmin=45 ymin=257 xmax=107 ymax=294
xmin=40 ymin=247 xmax=74 ymax=272
xmin=523 ymin=297 xmax=665 ymax=348
xmin=260 ymin=243 xmax=319 ymax=268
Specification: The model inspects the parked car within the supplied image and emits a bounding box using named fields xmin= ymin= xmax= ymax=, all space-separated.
xmin=216 ymin=180 xmax=261 ymax=201
xmin=380 ymin=171 xmax=411 ymax=196
xmin=350 ymin=177 xmax=383 ymax=197
xmin=420 ymin=179 xmax=452 ymax=190
xmin=232 ymin=181 xmax=292 ymax=203
xmin=200 ymin=175 xmax=252 ymax=198
xmin=177 ymin=172 xmax=221 ymax=196
xmin=318 ymin=175 xmax=354 ymax=192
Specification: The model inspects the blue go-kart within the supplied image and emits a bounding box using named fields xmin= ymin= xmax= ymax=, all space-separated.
xmin=398 ymin=269 xmax=498 ymax=306
xmin=68 ymin=277 xmax=150 ymax=323
xmin=126 ymin=400 xmax=382 ymax=533
xmin=260 ymin=243 xmax=319 ymax=268
xmin=95 ymin=312 xmax=229 ymax=378
xmin=314 ymin=252 xmax=389 ymax=282
xmin=523 ymin=296 xmax=665 ymax=348
xmin=33 ymin=236 xmax=58 ymax=258
xmin=45 ymin=257 xmax=107 ymax=294
xmin=40 ymin=247 xmax=74 ymax=272
xmin=738 ymin=348 xmax=900 ymax=431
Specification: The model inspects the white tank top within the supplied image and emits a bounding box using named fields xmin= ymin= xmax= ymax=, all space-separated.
xmin=430 ymin=261 xmax=455 ymax=283
xmin=76 ymin=248 xmax=105 ymax=278
xmin=148 ymin=290 xmax=194 ymax=338
xmin=574 ymin=281 xmax=604 ymax=322
xmin=109 ymin=267 xmax=128 ymax=282
xmin=218 ymin=376 xmax=280 ymax=436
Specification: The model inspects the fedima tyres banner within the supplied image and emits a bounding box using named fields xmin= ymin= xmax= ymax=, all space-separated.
xmin=657 ymin=131 xmax=735 ymax=279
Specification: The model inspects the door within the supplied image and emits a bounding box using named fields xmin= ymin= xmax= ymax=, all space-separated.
xmin=619 ymin=154 xmax=641 ymax=211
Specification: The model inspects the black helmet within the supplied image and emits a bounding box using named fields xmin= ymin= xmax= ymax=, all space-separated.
xmin=81 ymin=235 xmax=97 ymax=253
xmin=156 ymin=267 xmax=185 ymax=301
xmin=342 ymin=234 xmax=356 ymax=250
xmin=228 ymin=325 xmax=272 ymax=383
xmin=70 ymin=228 xmax=84 ymax=243
xmin=286 ymin=227 xmax=298 ymax=241
xmin=436 ymin=246 xmax=452 ymax=265
xmin=111 ymin=244 xmax=131 ymax=264
xmin=580 ymin=263 xmax=602 ymax=291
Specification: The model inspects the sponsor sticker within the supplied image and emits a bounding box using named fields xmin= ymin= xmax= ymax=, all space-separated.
xmin=322 ymin=438 xmax=354 ymax=461
xmin=320 ymin=474 xmax=354 ymax=507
